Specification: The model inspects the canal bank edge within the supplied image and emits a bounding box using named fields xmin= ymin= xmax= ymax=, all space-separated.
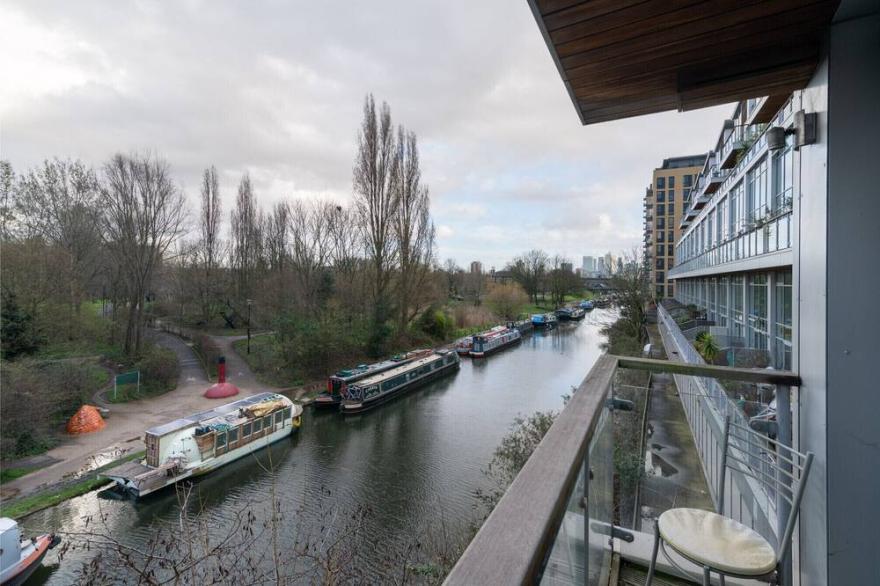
xmin=0 ymin=450 xmax=145 ymax=520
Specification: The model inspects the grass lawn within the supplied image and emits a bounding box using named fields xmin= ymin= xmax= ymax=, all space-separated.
xmin=0 ymin=467 xmax=34 ymax=485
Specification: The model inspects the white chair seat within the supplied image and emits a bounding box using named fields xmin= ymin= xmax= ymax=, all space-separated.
xmin=658 ymin=508 xmax=777 ymax=576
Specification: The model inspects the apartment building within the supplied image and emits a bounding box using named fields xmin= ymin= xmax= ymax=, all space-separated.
xmin=646 ymin=155 xmax=705 ymax=299
xmin=450 ymin=2 xmax=879 ymax=586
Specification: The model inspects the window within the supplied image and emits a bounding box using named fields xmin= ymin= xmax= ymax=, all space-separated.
xmin=283 ymin=407 xmax=292 ymax=420
xmin=656 ymin=244 xmax=665 ymax=256
xmin=263 ymin=416 xmax=273 ymax=430
xmin=656 ymin=203 xmax=665 ymax=216
xmin=746 ymin=157 xmax=769 ymax=223
xmin=656 ymin=258 xmax=665 ymax=270
xmin=667 ymin=284 xmax=674 ymax=297
xmin=254 ymin=418 xmax=262 ymax=432
xmin=667 ymin=231 xmax=674 ymax=243
xmin=229 ymin=428 xmax=239 ymax=443
xmin=775 ymin=271 xmax=793 ymax=369
xmin=657 ymin=217 xmax=665 ymax=229
xmin=668 ymin=203 xmax=675 ymax=216
xmin=684 ymin=174 xmax=693 ymax=187
xmin=732 ymin=275 xmax=745 ymax=337
xmin=729 ymin=182 xmax=743 ymax=234
xmin=668 ymin=176 xmax=675 ymax=188
xmin=275 ymin=410 xmax=284 ymax=424
xmin=657 ymin=231 xmax=665 ymax=242
xmin=656 ymin=190 xmax=665 ymax=202
xmin=656 ymin=177 xmax=666 ymax=189
xmin=657 ymin=271 xmax=665 ymax=283
xmin=717 ymin=277 xmax=728 ymax=327
xmin=771 ymin=135 xmax=794 ymax=212
xmin=748 ymin=274 xmax=769 ymax=350
xmin=683 ymin=188 xmax=690 ymax=202
xmin=216 ymin=432 xmax=227 ymax=449
xmin=242 ymin=422 xmax=252 ymax=437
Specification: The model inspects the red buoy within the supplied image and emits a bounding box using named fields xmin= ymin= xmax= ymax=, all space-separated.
xmin=204 ymin=356 xmax=240 ymax=399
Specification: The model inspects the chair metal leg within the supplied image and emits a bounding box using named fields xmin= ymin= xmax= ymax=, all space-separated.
xmin=646 ymin=522 xmax=661 ymax=586
xmin=703 ymin=566 xmax=711 ymax=586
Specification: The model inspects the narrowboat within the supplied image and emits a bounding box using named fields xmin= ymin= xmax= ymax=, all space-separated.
xmin=470 ymin=326 xmax=521 ymax=357
xmin=507 ymin=318 xmax=533 ymax=334
xmin=101 ymin=393 xmax=303 ymax=498
xmin=531 ymin=313 xmax=558 ymax=328
xmin=314 ymin=350 xmax=431 ymax=409
xmin=579 ymin=299 xmax=594 ymax=311
xmin=555 ymin=307 xmax=573 ymax=321
xmin=0 ymin=518 xmax=59 ymax=586
xmin=455 ymin=337 xmax=474 ymax=355
xmin=340 ymin=350 xmax=460 ymax=415
xmin=569 ymin=307 xmax=586 ymax=320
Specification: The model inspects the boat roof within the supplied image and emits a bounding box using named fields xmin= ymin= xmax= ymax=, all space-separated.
xmin=351 ymin=352 xmax=446 ymax=387
xmin=146 ymin=392 xmax=292 ymax=437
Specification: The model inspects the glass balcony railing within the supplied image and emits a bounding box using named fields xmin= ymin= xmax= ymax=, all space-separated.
xmin=446 ymin=348 xmax=801 ymax=585
xmin=671 ymin=207 xmax=793 ymax=278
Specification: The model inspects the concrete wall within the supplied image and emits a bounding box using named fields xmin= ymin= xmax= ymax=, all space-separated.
xmin=825 ymin=5 xmax=880 ymax=585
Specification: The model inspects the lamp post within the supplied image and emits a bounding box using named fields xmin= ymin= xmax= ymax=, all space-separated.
xmin=246 ymin=299 xmax=252 ymax=354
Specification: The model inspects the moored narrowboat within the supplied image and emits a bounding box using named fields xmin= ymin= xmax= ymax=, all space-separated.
xmin=314 ymin=350 xmax=431 ymax=409
xmin=507 ymin=318 xmax=533 ymax=334
xmin=531 ymin=313 xmax=558 ymax=328
xmin=101 ymin=393 xmax=303 ymax=498
xmin=340 ymin=350 xmax=460 ymax=415
xmin=579 ymin=299 xmax=594 ymax=311
xmin=470 ymin=326 xmax=521 ymax=357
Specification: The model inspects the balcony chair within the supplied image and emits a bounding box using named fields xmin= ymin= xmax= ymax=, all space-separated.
xmin=646 ymin=417 xmax=813 ymax=586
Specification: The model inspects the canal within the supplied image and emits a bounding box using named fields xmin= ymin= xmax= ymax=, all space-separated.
xmin=22 ymin=309 xmax=613 ymax=584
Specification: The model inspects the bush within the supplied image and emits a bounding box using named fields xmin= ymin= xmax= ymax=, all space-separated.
xmin=136 ymin=346 xmax=180 ymax=394
xmin=0 ymin=359 xmax=108 ymax=459
xmin=418 ymin=306 xmax=454 ymax=340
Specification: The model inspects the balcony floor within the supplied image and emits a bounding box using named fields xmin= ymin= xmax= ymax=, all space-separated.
xmin=618 ymin=562 xmax=697 ymax=586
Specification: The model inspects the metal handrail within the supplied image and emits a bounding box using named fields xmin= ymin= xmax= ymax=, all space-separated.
xmin=444 ymin=354 xmax=798 ymax=584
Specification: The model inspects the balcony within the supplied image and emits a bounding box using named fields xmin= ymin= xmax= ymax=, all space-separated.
xmin=719 ymin=124 xmax=767 ymax=169
xmin=670 ymin=206 xmax=793 ymax=280
xmin=446 ymin=347 xmax=801 ymax=586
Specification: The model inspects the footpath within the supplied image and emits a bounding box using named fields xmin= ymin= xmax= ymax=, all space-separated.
xmin=0 ymin=330 xmax=279 ymax=506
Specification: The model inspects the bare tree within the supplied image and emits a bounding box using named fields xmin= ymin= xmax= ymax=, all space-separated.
xmin=99 ymin=153 xmax=186 ymax=355
xmin=230 ymin=173 xmax=262 ymax=305
xmin=288 ymin=200 xmax=334 ymax=312
xmin=353 ymin=94 xmax=399 ymax=353
xmin=264 ymin=201 xmax=290 ymax=274
xmin=329 ymin=204 xmax=364 ymax=317
xmin=546 ymin=254 xmax=579 ymax=307
xmin=0 ymin=160 xmax=15 ymax=241
xmin=442 ymin=258 xmax=460 ymax=297
xmin=196 ymin=166 xmax=223 ymax=322
xmin=13 ymin=159 xmax=103 ymax=322
xmin=509 ymin=249 xmax=548 ymax=305
xmin=392 ymin=128 xmax=435 ymax=336
xmin=610 ymin=248 xmax=651 ymax=344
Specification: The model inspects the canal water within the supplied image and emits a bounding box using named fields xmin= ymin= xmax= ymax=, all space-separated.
xmin=22 ymin=310 xmax=613 ymax=584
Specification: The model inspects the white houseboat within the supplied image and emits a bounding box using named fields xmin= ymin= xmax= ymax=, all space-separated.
xmin=101 ymin=393 xmax=303 ymax=497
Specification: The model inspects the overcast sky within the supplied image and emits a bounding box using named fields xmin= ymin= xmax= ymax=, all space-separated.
xmin=0 ymin=1 xmax=732 ymax=270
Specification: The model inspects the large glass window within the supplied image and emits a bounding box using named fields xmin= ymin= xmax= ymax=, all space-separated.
xmin=771 ymin=136 xmax=794 ymax=212
xmin=717 ymin=277 xmax=728 ymax=327
xmin=657 ymin=217 xmax=665 ymax=229
xmin=656 ymin=258 xmax=665 ymax=270
xmin=668 ymin=176 xmax=675 ymax=188
xmin=748 ymin=274 xmax=769 ymax=350
xmin=684 ymin=174 xmax=693 ymax=187
xmin=668 ymin=203 xmax=675 ymax=216
xmin=729 ymin=182 xmax=742 ymax=234
xmin=732 ymin=275 xmax=745 ymax=337
xmin=656 ymin=177 xmax=666 ymax=189
xmin=656 ymin=190 xmax=665 ymax=202
xmin=656 ymin=203 xmax=665 ymax=216
xmin=774 ymin=271 xmax=793 ymax=369
xmin=656 ymin=244 xmax=665 ymax=256
xmin=747 ymin=157 xmax=769 ymax=223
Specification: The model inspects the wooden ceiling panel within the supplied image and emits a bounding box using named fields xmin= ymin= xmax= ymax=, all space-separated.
xmin=527 ymin=0 xmax=840 ymax=125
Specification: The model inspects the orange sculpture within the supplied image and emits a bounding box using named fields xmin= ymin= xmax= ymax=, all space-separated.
xmin=67 ymin=405 xmax=106 ymax=434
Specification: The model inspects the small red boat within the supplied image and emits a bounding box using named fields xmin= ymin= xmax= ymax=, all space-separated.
xmin=1 ymin=517 xmax=59 ymax=585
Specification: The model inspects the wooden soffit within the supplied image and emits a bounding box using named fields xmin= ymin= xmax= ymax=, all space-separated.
xmin=528 ymin=0 xmax=840 ymax=125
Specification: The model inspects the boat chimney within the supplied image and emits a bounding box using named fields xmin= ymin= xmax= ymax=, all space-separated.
xmin=218 ymin=356 xmax=226 ymax=383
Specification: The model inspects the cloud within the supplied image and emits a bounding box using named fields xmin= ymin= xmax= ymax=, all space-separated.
xmin=1 ymin=0 xmax=731 ymax=267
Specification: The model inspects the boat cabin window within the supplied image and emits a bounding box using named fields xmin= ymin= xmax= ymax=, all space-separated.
xmin=216 ymin=432 xmax=227 ymax=449
xmin=253 ymin=418 xmax=262 ymax=433
xmin=263 ymin=415 xmax=273 ymax=430
xmin=229 ymin=428 xmax=239 ymax=443
xmin=274 ymin=410 xmax=283 ymax=424
xmin=242 ymin=422 xmax=252 ymax=437
xmin=282 ymin=407 xmax=292 ymax=420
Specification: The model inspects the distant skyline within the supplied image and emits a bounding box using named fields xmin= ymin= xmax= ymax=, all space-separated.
xmin=1 ymin=1 xmax=730 ymax=269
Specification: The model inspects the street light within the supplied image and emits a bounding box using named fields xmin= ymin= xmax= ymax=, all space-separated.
xmin=246 ymin=299 xmax=253 ymax=354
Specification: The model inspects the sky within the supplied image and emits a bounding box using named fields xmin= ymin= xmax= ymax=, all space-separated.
xmin=0 ymin=0 xmax=732 ymax=270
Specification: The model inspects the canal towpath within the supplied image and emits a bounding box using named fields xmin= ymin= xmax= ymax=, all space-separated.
xmin=0 ymin=329 xmax=279 ymax=505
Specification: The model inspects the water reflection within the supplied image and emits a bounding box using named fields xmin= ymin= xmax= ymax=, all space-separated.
xmin=21 ymin=309 xmax=614 ymax=584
